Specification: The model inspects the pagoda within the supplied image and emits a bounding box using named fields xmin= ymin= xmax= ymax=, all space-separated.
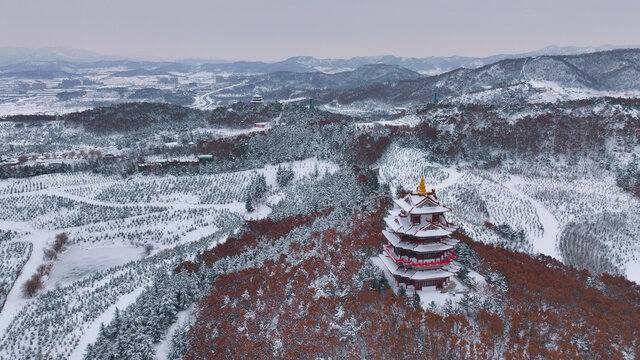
xmin=251 ymin=94 xmax=264 ymax=103
xmin=379 ymin=178 xmax=460 ymax=291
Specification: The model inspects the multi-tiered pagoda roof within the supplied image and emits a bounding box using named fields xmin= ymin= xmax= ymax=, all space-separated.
xmin=379 ymin=178 xmax=460 ymax=291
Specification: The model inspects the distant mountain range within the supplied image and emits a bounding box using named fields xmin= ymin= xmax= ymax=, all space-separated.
xmin=1 ymin=46 xmax=640 ymax=109
xmin=315 ymin=49 xmax=640 ymax=106
xmin=1 ymin=44 xmax=638 ymax=74
xmin=0 ymin=47 xmax=126 ymax=66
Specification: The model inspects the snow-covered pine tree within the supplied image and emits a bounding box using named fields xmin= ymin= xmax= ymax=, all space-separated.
xmin=276 ymin=165 xmax=295 ymax=187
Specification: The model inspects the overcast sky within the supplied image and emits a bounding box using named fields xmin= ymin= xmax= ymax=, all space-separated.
xmin=1 ymin=0 xmax=639 ymax=61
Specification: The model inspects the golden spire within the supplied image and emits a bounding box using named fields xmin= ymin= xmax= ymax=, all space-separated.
xmin=417 ymin=177 xmax=427 ymax=195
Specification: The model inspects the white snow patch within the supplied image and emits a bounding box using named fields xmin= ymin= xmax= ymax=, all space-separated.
xmin=46 ymin=246 xmax=146 ymax=288
xmin=154 ymin=305 xmax=194 ymax=360
xmin=626 ymin=260 xmax=640 ymax=285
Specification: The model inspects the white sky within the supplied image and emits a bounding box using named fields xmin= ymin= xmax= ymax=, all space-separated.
xmin=1 ymin=0 xmax=639 ymax=61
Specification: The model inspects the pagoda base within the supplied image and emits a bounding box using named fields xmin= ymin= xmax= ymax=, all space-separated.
xmin=377 ymin=253 xmax=460 ymax=290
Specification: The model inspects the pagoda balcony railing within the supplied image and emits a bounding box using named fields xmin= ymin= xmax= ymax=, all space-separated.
xmin=384 ymin=245 xmax=456 ymax=268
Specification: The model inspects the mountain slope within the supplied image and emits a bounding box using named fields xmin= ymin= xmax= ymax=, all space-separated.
xmin=0 ymin=47 xmax=125 ymax=66
xmin=318 ymin=49 xmax=640 ymax=105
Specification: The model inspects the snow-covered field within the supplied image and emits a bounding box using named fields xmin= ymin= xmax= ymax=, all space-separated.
xmin=0 ymin=156 xmax=338 ymax=359
xmin=450 ymin=79 xmax=640 ymax=105
xmin=46 ymin=246 xmax=145 ymax=288
xmin=377 ymin=146 xmax=640 ymax=283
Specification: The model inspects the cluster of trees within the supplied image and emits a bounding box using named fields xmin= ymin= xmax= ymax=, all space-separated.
xmin=558 ymin=214 xmax=625 ymax=276
xmin=182 ymin=195 xmax=521 ymax=359
xmin=0 ymin=162 xmax=73 ymax=179
xmin=127 ymin=88 xmax=195 ymax=106
xmin=0 ymin=114 xmax=57 ymax=122
xmin=483 ymin=222 xmax=531 ymax=253
xmin=276 ymin=165 xmax=294 ymax=187
xmin=85 ymin=201 xmax=336 ymax=359
xmin=409 ymin=99 xmax=640 ymax=168
xmin=23 ymin=233 xmax=69 ymax=298
xmin=85 ymin=271 xmax=200 ymax=360
xmin=0 ymin=242 xmax=32 ymax=310
xmin=0 ymin=230 xmax=19 ymax=243
xmin=244 ymin=173 xmax=267 ymax=212
xmin=63 ymin=102 xmax=207 ymax=134
xmin=209 ymin=102 xmax=283 ymax=128
xmin=617 ymin=155 xmax=640 ymax=197
xmin=460 ymin=230 xmax=640 ymax=359
xmin=0 ymin=157 xmax=139 ymax=180
xmin=43 ymin=232 xmax=69 ymax=261
xmin=177 ymin=185 xmax=640 ymax=359
xmin=22 ymin=263 xmax=51 ymax=298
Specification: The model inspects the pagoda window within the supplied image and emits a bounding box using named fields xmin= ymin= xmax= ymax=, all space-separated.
xmin=411 ymin=215 xmax=420 ymax=225
xmin=432 ymin=214 xmax=439 ymax=223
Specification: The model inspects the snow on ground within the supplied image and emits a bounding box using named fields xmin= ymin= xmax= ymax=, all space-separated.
xmin=356 ymin=114 xmax=422 ymax=128
xmin=0 ymin=224 xmax=55 ymax=336
xmin=371 ymin=257 xmax=472 ymax=310
xmin=377 ymin=146 xmax=450 ymax=191
xmin=450 ymin=79 xmax=640 ymax=105
xmin=627 ymin=261 xmax=640 ymax=285
xmin=0 ymin=157 xmax=338 ymax=358
xmin=376 ymin=146 xmax=640 ymax=282
xmin=321 ymin=102 xmax=398 ymax=116
xmin=416 ymin=277 xmax=468 ymax=309
xmin=46 ymin=246 xmax=146 ymax=288
xmin=69 ymin=286 xmax=146 ymax=360
xmin=191 ymin=126 xmax=266 ymax=138
xmin=498 ymin=162 xmax=640 ymax=279
xmin=502 ymin=175 xmax=561 ymax=260
xmin=154 ymin=305 xmax=194 ymax=360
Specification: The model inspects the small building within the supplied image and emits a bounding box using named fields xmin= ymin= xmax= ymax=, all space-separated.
xmin=253 ymin=122 xmax=272 ymax=129
xmin=251 ymin=94 xmax=264 ymax=103
xmin=379 ymin=178 xmax=460 ymax=291
xmin=2 ymin=159 xmax=20 ymax=166
xmin=164 ymin=142 xmax=180 ymax=148
xmin=198 ymin=155 xmax=213 ymax=163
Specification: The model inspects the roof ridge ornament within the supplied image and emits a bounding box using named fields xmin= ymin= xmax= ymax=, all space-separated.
xmin=417 ymin=177 xmax=427 ymax=195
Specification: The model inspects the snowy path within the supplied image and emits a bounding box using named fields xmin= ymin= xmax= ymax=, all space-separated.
xmin=1 ymin=185 xmax=247 ymax=216
xmin=69 ymin=286 xmax=146 ymax=360
xmin=154 ymin=305 xmax=193 ymax=359
xmin=503 ymin=175 xmax=562 ymax=260
xmin=192 ymin=80 xmax=249 ymax=109
xmin=436 ymin=164 xmax=463 ymax=189
xmin=0 ymin=224 xmax=52 ymax=335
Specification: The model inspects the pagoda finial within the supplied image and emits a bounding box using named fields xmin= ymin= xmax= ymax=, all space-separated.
xmin=417 ymin=177 xmax=427 ymax=195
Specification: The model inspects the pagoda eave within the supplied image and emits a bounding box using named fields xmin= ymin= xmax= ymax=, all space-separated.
xmin=382 ymin=230 xmax=455 ymax=252
xmin=379 ymin=254 xmax=459 ymax=281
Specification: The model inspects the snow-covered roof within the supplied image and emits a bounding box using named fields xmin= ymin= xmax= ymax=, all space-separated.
xmin=382 ymin=230 xmax=455 ymax=252
xmin=385 ymin=215 xmax=455 ymax=238
xmin=394 ymin=186 xmax=453 ymax=216
xmin=379 ymin=254 xmax=455 ymax=281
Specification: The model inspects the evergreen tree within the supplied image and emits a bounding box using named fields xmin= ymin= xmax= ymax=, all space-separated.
xmin=245 ymin=194 xmax=254 ymax=212
xmin=276 ymin=165 xmax=295 ymax=187
xmin=253 ymin=173 xmax=267 ymax=199
xmin=398 ymin=286 xmax=406 ymax=298
xmin=412 ymin=292 xmax=421 ymax=309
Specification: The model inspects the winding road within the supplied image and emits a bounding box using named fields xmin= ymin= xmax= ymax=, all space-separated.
xmin=503 ymin=175 xmax=562 ymax=260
